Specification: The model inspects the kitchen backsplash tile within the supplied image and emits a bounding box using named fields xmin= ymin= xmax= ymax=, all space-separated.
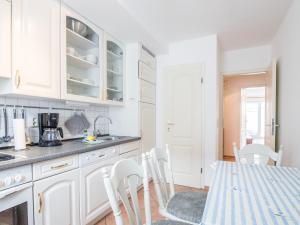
xmin=0 ymin=96 xmax=109 ymax=146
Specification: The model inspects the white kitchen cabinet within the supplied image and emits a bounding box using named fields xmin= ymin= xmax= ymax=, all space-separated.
xmin=140 ymin=47 xmax=156 ymax=70
xmin=103 ymin=33 xmax=125 ymax=105
xmin=34 ymin=169 xmax=80 ymax=225
xmin=140 ymin=102 xmax=156 ymax=153
xmin=61 ymin=6 xmax=104 ymax=104
xmin=139 ymin=61 xmax=156 ymax=84
xmin=80 ymin=156 xmax=119 ymax=225
xmin=0 ymin=0 xmax=11 ymax=78
xmin=1 ymin=0 xmax=61 ymax=98
xmin=140 ymin=79 xmax=156 ymax=104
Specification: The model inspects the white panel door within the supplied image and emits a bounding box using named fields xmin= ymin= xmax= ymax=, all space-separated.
xmin=80 ymin=157 xmax=118 ymax=225
xmin=34 ymin=170 xmax=80 ymax=225
xmin=140 ymin=102 xmax=156 ymax=153
xmin=0 ymin=0 xmax=11 ymax=78
xmin=265 ymin=60 xmax=278 ymax=150
xmin=164 ymin=64 xmax=203 ymax=188
xmin=12 ymin=0 xmax=60 ymax=98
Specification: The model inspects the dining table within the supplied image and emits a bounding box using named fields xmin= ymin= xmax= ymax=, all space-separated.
xmin=201 ymin=161 xmax=300 ymax=225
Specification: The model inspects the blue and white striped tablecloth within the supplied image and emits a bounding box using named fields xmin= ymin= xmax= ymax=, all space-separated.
xmin=201 ymin=161 xmax=300 ymax=225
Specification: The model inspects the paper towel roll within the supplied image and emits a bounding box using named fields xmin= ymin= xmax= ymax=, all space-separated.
xmin=13 ymin=119 xmax=26 ymax=150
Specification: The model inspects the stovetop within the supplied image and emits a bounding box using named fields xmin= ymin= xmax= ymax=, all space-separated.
xmin=0 ymin=153 xmax=15 ymax=162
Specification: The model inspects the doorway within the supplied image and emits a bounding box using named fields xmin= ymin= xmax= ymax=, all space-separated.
xmin=240 ymin=86 xmax=266 ymax=147
xmin=223 ymin=73 xmax=268 ymax=158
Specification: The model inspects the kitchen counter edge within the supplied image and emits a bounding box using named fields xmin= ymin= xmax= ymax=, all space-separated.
xmin=0 ymin=136 xmax=141 ymax=171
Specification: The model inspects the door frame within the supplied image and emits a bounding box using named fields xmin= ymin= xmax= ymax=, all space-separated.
xmin=220 ymin=61 xmax=277 ymax=158
xmin=162 ymin=63 xmax=206 ymax=188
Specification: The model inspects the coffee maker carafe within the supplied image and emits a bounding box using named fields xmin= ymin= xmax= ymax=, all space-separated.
xmin=38 ymin=113 xmax=63 ymax=147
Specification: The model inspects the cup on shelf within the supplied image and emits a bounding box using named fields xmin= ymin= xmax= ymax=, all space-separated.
xmin=84 ymin=55 xmax=98 ymax=64
xmin=67 ymin=47 xmax=77 ymax=56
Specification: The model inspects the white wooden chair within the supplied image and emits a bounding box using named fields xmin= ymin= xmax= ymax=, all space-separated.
xmin=233 ymin=143 xmax=283 ymax=166
xmin=102 ymin=154 xmax=190 ymax=225
xmin=147 ymin=146 xmax=207 ymax=225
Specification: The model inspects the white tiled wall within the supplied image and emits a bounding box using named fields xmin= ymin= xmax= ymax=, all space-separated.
xmin=0 ymin=96 xmax=109 ymax=145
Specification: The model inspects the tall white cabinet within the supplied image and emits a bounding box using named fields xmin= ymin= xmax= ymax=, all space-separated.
xmin=109 ymin=44 xmax=156 ymax=153
xmin=139 ymin=48 xmax=156 ymax=153
xmin=1 ymin=0 xmax=61 ymax=98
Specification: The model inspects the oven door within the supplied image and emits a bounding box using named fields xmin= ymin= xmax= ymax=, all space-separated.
xmin=0 ymin=183 xmax=33 ymax=225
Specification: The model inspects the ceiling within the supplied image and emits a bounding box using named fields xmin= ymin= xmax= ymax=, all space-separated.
xmin=64 ymin=0 xmax=292 ymax=53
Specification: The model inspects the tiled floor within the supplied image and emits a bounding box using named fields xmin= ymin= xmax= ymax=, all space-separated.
xmin=223 ymin=155 xmax=235 ymax=162
xmin=95 ymin=182 xmax=205 ymax=225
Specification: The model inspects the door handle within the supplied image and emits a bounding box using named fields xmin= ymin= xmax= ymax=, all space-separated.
xmin=271 ymin=118 xmax=279 ymax=135
xmin=38 ymin=192 xmax=44 ymax=213
xmin=51 ymin=163 xmax=69 ymax=170
xmin=0 ymin=183 xmax=32 ymax=199
xmin=15 ymin=70 xmax=21 ymax=88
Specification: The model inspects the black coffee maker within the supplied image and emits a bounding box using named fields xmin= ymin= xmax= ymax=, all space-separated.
xmin=38 ymin=113 xmax=63 ymax=147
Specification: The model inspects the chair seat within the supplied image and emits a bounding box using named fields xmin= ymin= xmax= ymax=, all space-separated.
xmin=153 ymin=220 xmax=191 ymax=225
xmin=166 ymin=191 xmax=207 ymax=224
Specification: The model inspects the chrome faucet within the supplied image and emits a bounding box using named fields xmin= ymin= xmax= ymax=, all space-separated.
xmin=93 ymin=115 xmax=112 ymax=137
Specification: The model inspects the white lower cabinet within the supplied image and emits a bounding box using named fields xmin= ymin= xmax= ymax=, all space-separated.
xmin=33 ymin=169 xmax=80 ymax=225
xmin=80 ymin=156 xmax=119 ymax=225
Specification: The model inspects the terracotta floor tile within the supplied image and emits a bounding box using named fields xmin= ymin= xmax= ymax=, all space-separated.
xmin=94 ymin=182 xmax=203 ymax=225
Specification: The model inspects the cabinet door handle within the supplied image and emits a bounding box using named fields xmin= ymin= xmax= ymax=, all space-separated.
xmin=51 ymin=163 xmax=69 ymax=170
xmin=38 ymin=192 xmax=44 ymax=213
xmin=15 ymin=70 xmax=21 ymax=88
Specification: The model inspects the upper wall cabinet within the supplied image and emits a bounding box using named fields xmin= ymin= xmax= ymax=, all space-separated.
xmin=2 ymin=0 xmax=61 ymax=98
xmin=0 ymin=0 xmax=11 ymax=78
xmin=103 ymin=33 xmax=125 ymax=105
xmin=61 ymin=6 xmax=103 ymax=103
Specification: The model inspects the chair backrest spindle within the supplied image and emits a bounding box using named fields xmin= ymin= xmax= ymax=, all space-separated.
xmin=233 ymin=143 xmax=284 ymax=166
xmin=102 ymin=155 xmax=152 ymax=225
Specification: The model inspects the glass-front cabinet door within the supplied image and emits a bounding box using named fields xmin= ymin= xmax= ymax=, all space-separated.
xmin=61 ymin=6 xmax=103 ymax=103
xmin=104 ymin=34 xmax=125 ymax=105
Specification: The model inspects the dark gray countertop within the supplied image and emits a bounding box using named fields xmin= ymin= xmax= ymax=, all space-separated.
xmin=0 ymin=136 xmax=141 ymax=171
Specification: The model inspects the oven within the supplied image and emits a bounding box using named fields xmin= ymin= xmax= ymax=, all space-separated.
xmin=0 ymin=165 xmax=33 ymax=225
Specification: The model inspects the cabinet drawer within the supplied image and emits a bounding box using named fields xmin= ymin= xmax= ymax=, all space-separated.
xmin=140 ymin=48 xmax=156 ymax=70
xmin=140 ymin=79 xmax=156 ymax=104
xmin=119 ymin=141 xmax=140 ymax=155
xmin=139 ymin=61 xmax=156 ymax=84
xmin=33 ymin=155 xmax=79 ymax=180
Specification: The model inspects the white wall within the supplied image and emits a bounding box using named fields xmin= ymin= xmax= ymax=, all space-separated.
xmin=272 ymin=0 xmax=300 ymax=168
xmin=222 ymin=45 xmax=272 ymax=75
xmin=0 ymin=96 xmax=109 ymax=145
xmin=156 ymin=35 xmax=220 ymax=187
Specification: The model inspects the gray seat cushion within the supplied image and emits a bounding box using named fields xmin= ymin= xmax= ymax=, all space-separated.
xmin=153 ymin=220 xmax=191 ymax=225
xmin=166 ymin=191 xmax=207 ymax=224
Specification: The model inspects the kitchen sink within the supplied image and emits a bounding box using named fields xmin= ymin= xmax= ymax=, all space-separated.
xmin=81 ymin=136 xmax=125 ymax=145
xmin=99 ymin=136 xmax=121 ymax=141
